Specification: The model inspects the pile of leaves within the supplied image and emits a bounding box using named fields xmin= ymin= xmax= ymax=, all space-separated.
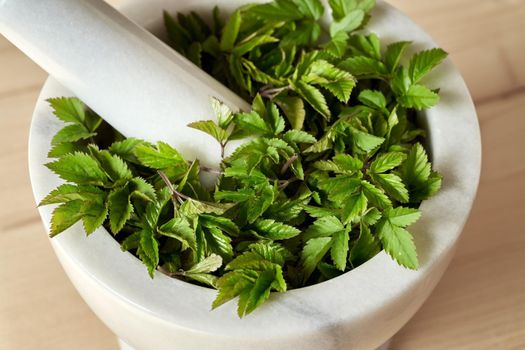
xmin=41 ymin=0 xmax=446 ymax=317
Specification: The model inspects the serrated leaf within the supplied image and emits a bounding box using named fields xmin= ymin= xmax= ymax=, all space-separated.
xmin=330 ymin=9 xmax=365 ymax=36
xmin=384 ymin=41 xmax=411 ymax=72
xmin=233 ymin=35 xmax=278 ymax=56
xmin=378 ymin=219 xmax=418 ymax=269
xmin=305 ymin=60 xmax=356 ymax=103
xmin=331 ymin=230 xmax=349 ymax=270
xmin=158 ymin=217 xmax=196 ymax=252
xmin=370 ymin=152 xmax=406 ymax=173
xmin=237 ymin=269 xmax=275 ymax=317
xmin=234 ymin=111 xmax=271 ymax=136
xmin=352 ymin=129 xmax=385 ymax=152
xmin=304 ymin=216 xmax=344 ymax=240
xmin=275 ymin=96 xmax=306 ymax=130
xmin=210 ymin=97 xmax=234 ymax=128
xmin=318 ymin=175 xmax=361 ymax=204
xmin=295 ymin=0 xmax=324 ymax=19
xmin=47 ymin=97 xmax=86 ymax=124
xmin=254 ymin=219 xmax=301 ymax=240
xmin=300 ymin=237 xmax=332 ymax=282
xmin=108 ymin=185 xmax=133 ymax=234
xmin=290 ymin=80 xmax=330 ymax=119
xmin=361 ymin=180 xmax=392 ymax=209
xmin=93 ymin=150 xmax=133 ymax=182
xmin=129 ymin=177 xmax=156 ymax=202
xmin=283 ymin=130 xmax=316 ymax=144
xmin=206 ymin=226 xmax=234 ymax=260
xmin=187 ymin=120 xmax=228 ymax=143
xmin=249 ymin=1 xmax=303 ymax=21
xmin=385 ymin=207 xmax=421 ymax=227
xmin=186 ymin=254 xmax=222 ymax=274
xmin=138 ymin=227 xmax=159 ymax=277
xmin=342 ymin=191 xmax=367 ymax=224
xmin=339 ymin=56 xmax=387 ymax=77
xmin=200 ymin=214 xmax=240 ymax=237
xmin=220 ymin=10 xmax=241 ymax=51
xmin=135 ymin=142 xmax=187 ymax=169
xmin=109 ymin=138 xmax=145 ymax=164
xmin=358 ymin=90 xmax=387 ymax=112
xmin=350 ymin=223 xmax=381 ymax=267
xmin=371 ymin=173 xmax=409 ymax=203
xmin=51 ymin=124 xmax=95 ymax=145
xmin=409 ymin=48 xmax=448 ymax=83
xmin=398 ymin=84 xmax=440 ymax=110
xmin=49 ymin=200 xmax=84 ymax=237
xmin=46 ymin=152 xmax=107 ymax=186
xmin=247 ymin=184 xmax=275 ymax=223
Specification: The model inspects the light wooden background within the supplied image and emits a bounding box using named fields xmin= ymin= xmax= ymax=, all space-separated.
xmin=1 ymin=1 xmax=524 ymax=349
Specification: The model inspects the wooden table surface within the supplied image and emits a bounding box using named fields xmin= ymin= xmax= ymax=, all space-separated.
xmin=1 ymin=1 xmax=524 ymax=349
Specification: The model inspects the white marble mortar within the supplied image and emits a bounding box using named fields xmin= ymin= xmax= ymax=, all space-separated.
xmin=28 ymin=0 xmax=481 ymax=349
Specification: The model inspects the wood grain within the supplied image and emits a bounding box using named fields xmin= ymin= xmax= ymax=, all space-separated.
xmin=0 ymin=0 xmax=524 ymax=349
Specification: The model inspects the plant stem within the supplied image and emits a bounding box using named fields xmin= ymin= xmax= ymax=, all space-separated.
xmin=280 ymin=154 xmax=298 ymax=175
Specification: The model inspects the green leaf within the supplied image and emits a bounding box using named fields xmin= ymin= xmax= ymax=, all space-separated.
xmin=220 ymin=10 xmax=241 ymax=51
xmin=318 ymin=175 xmax=361 ymax=204
xmin=205 ymin=226 xmax=234 ymax=260
xmin=399 ymin=143 xmax=442 ymax=202
xmin=200 ymin=214 xmax=240 ymax=237
xmin=358 ymin=90 xmax=387 ymax=112
xmin=304 ymin=216 xmax=344 ymax=240
xmin=81 ymin=197 xmax=108 ymax=234
xmin=233 ymin=35 xmax=279 ymax=56
xmin=135 ymin=142 xmax=187 ymax=169
xmin=300 ymin=237 xmax=332 ymax=282
xmin=342 ymin=191 xmax=367 ymax=224
xmin=369 ymin=152 xmax=406 ymax=173
xmin=328 ymin=0 xmax=353 ymax=20
xmin=305 ymin=60 xmax=356 ymax=103
xmin=275 ymin=96 xmax=306 ymax=130
xmin=237 ymin=269 xmax=275 ymax=317
xmin=92 ymin=150 xmax=133 ymax=182
xmin=51 ymin=124 xmax=95 ymax=145
xmin=330 ymin=9 xmax=365 ymax=36
xmin=370 ymin=173 xmax=409 ymax=203
xmin=398 ymin=84 xmax=440 ymax=110
xmin=385 ymin=207 xmax=421 ymax=227
xmin=283 ymin=130 xmax=316 ymax=144
xmin=47 ymin=97 xmax=86 ymax=124
xmin=247 ymin=183 xmax=275 ymax=223
xmin=108 ymin=185 xmax=133 ymax=234
xmin=378 ymin=219 xmax=418 ymax=269
xmin=46 ymin=152 xmax=107 ymax=186
xmin=384 ymin=41 xmax=411 ymax=72
xmin=249 ymin=1 xmax=303 ymax=21
xmin=295 ymin=0 xmax=324 ymax=20
xmin=129 ymin=177 xmax=156 ymax=202
xmin=290 ymin=80 xmax=330 ymax=119
xmin=234 ymin=111 xmax=272 ymax=136
xmin=350 ymin=223 xmax=381 ymax=267
xmin=186 ymin=254 xmax=223 ymax=274
xmin=254 ymin=219 xmax=301 ymax=240
xmin=158 ymin=217 xmax=197 ymax=252
xmin=339 ymin=56 xmax=387 ymax=77
xmin=361 ymin=180 xmax=392 ymax=209
xmin=39 ymin=184 xmax=102 ymax=206
xmin=331 ymin=230 xmax=349 ymax=270
xmin=187 ymin=120 xmax=228 ymax=143
xmin=49 ymin=200 xmax=84 ymax=237
xmin=409 ymin=48 xmax=448 ymax=83
xmin=352 ymin=128 xmax=385 ymax=152
xmin=210 ymin=97 xmax=234 ymax=128
xmin=266 ymin=103 xmax=286 ymax=135
xmin=109 ymin=138 xmax=145 ymax=164
xmin=138 ymin=227 xmax=159 ymax=277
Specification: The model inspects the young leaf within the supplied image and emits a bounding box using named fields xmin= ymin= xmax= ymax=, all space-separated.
xmin=187 ymin=120 xmax=228 ymax=143
xmin=290 ymin=80 xmax=331 ymax=119
xmin=300 ymin=237 xmax=332 ymax=282
xmin=378 ymin=219 xmax=418 ymax=269
xmin=369 ymin=152 xmax=406 ymax=173
xmin=49 ymin=200 xmax=84 ymax=237
xmin=135 ymin=142 xmax=186 ymax=169
xmin=398 ymin=84 xmax=440 ymax=110
xmin=384 ymin=41 xmax=411 ymax=72
xmin=254 ymin=219 xmax=301 ymax=240
xmin=47 ymin=97 xmax=86 ymax=124
xmin=408 ymin=48 xmax=448 ymax=83
xmin=220 ymin=10 xmax=241 ymax=51
xmin=108 ymin=185 xmax=133 ymax=234
xmin=331 ymin=230 xmax=349 ymax=270
xmin=138 ymin=227 xmax=159 ymax=277
xmin=46 ymin=152 xmax=107 ymax=186
xmin=350 ymin=223 xmax=381 ymax=267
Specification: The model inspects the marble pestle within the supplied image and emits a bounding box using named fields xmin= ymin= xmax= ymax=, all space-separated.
xmin=0 ymin=0 xmax=250 ymax=169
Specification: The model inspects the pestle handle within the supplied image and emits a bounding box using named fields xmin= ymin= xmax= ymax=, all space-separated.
xmin=0 ymin=0 xmax=250 ymax=168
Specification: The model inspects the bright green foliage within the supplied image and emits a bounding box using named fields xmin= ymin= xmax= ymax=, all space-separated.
xmin=41 ymin=0 xmax=445 ymax=317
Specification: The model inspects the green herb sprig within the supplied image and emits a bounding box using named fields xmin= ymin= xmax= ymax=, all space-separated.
xmin=40 ymin=0 xmax=445 ymax=317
